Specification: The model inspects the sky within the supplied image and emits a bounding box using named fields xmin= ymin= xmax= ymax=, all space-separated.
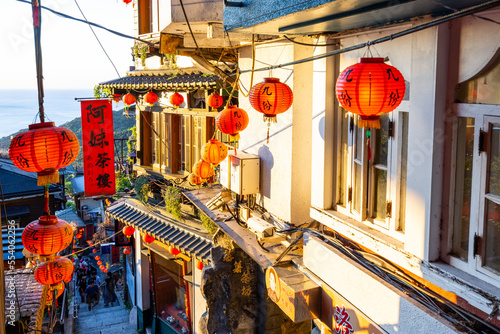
xmin=0 ymin=0 xmax=135 ymax=90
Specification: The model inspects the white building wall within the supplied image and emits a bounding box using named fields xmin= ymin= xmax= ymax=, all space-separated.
xmin=134 ymin=230 xmax=151 ymax=312
xmin=192 ymin=263 xmax=206 ymax=334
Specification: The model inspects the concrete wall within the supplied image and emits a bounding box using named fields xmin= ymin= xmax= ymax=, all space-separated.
xmin=238 ymin=38 xmax=313 ymax=225
xmin=192 ymin=259 xmax=206 ymax=334
xmin=134 ymin=230 xmax=151 ymax=313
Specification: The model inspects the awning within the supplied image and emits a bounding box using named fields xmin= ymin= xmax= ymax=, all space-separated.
xmin=98 ymin=68 xmax=221 ymax=93
xmin=106 ymin=200 xmax=212 ymax=261
xmin=1 ymin=205 xmax=30 ymax=219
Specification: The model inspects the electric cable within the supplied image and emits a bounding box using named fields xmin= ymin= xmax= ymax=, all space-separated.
xmin=283 ymin=35 xmax=339 ymax=47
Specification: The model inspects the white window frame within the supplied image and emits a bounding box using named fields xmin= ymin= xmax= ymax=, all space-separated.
xmin=448 ymin=103 xmax=500 ymax=285
xmin=335 ymin=103 xmax=409 ymax=243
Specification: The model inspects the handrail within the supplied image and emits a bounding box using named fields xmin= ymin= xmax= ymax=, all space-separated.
xmin=60 ymin=284 xmax=68 ymax=324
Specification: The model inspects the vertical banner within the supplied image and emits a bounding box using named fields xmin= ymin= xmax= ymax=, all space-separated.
xmin=81 ymin=100 xmax=116 ymax=196
xmin=111 ymin=245 xmax=120 ymax=264
xmin=114 ymin=218 xmax=132 ymax=247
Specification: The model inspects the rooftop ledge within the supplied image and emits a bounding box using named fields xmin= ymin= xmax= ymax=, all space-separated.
xmin=184 ymin=186 xmax=301 ymax=269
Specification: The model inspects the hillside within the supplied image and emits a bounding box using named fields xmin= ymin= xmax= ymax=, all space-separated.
xmin=0 ymin=108 xmax=135 ymax=167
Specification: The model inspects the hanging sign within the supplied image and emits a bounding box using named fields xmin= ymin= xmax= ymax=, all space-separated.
xmin=81 ymin=100 xmax=116 ymax=196
xmin=114 ymin=218 xmax=132 ymax=247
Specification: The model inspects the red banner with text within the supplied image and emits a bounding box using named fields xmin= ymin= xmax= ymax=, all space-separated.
xmin=81 ymin=100 xmax=116 ymax=196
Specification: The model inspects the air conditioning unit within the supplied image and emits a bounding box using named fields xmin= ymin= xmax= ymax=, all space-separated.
xmin=220 ymin=149 xmax=260 ymax=195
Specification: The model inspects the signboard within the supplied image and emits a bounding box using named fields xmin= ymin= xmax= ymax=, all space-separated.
xmin=114 ymin=218 xmax=132 ymax=247
xmin=265 ymin=266 xmax=320 ymax=322
xmin=318 ymin=284 xmax=386 ymax=334
xmin=111 ymin=245 xmax=120 ymax=264
xmin=81 ymin=100 xmax=116 ymax=196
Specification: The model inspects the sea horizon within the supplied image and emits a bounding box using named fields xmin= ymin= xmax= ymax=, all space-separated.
xmin=0 ymin=89 xmax=125 ymax=139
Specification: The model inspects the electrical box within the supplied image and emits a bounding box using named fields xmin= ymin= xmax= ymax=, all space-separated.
xmin=220 ymin=149 xmax=260 ymax=195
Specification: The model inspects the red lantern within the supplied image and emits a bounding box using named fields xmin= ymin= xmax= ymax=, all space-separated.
xmin=112 ymin=94 xmax=122 ymax=103
xmin=103 ymin=268 xmax=108 ymax=273
xmin=169 ymin=92 xmax=184 ymax=108
xmin=9 ymin=122 xmax=80 ymax=185
xmin=196 ymin=260 xmax=204 ymax=271
xmin=336 ymin=57 xmax=406 ymax=128
xmin=22 ymin=216 xmax=73 ymax=256
xmin=123 ymin=226 xmax=135 ymax=238
xmin=216 ymin=106 xmax=249 ymax=141
xmin=99 ymin=265 xmax=105 ymax=270
xmin=92 ymin=249 xmax=98 ymax=254
xmin=124 ymin=247 xmax=132 ymax=255
xmin=192 ymin=160 xmax=214 ymax=179
xmin=123 ymin=93 xmax=136 ymax=106
xmin=201 ymin=139 xmax=228 ymax=165
xmin=95 ymin=256 xmax=100 ymax=261
xmin=187 ymin=173 xmax=205 ymax=185
xmin=123 ymin=0 xmax=132 ymax=4
xmin=97 ymin=260 xmax=103 ymax=266
xmin=143 ymin=234 xmax=155 ymax=244
xmin=208 ymin=93 xmax=223 ymax=110
xmin=87 ymin=241 xmax=94 ymax=246
xmin=34 ymin=257 xmax=74 ymax=285
xmin=75 ymin=233 xmax=82 ymax=239
xmin=169 ymin=246 xmax=180 ymax=256
xmin=249 ymin=77 xmax=293 ymax=122
xmin=144 ymin=91 xmax=158 ymax=106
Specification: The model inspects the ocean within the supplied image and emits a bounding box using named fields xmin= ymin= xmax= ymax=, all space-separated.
xmin=0 ymin=89 xmax=126 ymax=139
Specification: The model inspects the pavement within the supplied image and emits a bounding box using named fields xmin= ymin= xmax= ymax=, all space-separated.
xmin=74 ymin=258 xmax=137 ymax=334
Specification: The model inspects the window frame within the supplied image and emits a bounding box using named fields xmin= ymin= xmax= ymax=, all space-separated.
xmin=448 ymin=103 xmax=500 ymax=284
xmin=334 ymin=105 xmax=409 ymax=243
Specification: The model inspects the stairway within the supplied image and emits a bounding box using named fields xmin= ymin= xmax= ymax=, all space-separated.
xmin=74 ymin=285 xmax=136 ymax=334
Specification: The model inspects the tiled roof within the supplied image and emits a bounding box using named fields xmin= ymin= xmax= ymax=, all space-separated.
xmin=98 ymin=69 xmax=221 ymax=92
xmin=105 ymin=200 xmax=212 ymax=261
xmin=4 ymin=269 xmax=44 ymax=318
xmin=56 ymin=208 xmax=85 ymax=227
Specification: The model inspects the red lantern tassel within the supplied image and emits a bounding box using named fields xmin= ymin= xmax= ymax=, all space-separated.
xmin=38 ymin=170 xmax=59 ymax=186
xmin=358 ymin=116 xmax=380 ymax=129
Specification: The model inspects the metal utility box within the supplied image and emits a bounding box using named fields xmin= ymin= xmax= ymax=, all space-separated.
xmin=220 ymin=149 xmax=260 ymax=195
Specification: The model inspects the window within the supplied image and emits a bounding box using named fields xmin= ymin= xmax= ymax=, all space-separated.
xmin=138 ymin=0 xmax=152 ymax=35
xmin=335 ymin=109 xmax=408 ymax=239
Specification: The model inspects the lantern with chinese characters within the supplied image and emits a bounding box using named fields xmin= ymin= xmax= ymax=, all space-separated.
xmin=192 ymin=160 xmax=214 ymax=179
xmin=123 ymin=93 xmax=136 ymax=106
xmin=208 ymin=93 xmax=223 ymax=111
xmin=144 ymin=91 xmax=158 ymax=106
xmin=22 ymin=216 xmax=73 ymax=256
xmin=169 ymin=92 xmax=184 ymax=108
xmin=249 ymin=77 xmax=293 ymax=122
xmin=124 ymin=247 xmax=132 ymax=255
xmin=336 ymin=57 xmax=406 ymax=128
xmin=196 ymin=260 xmax=204 ymax=271
xmin=169 ymin=246 xmax=180 ymax=256
xmin=123 ymin=226 xmax=135 ymax=238
xmin=9 ymin=122 xmax=79 ymax=185
xmin=216 ymin=106 xmax=249 ymax=141
xmin=34 ymin=257 xmax=74 ymax=285
xmin=187 ymin=173 xmax=205 ymax=185
xmin=201 ymin=139 xmax=227 ymax=165
xmin=143 ymin=234 xmax=155 ymax=244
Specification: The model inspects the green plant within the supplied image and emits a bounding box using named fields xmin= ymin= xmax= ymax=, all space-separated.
xmin=134 ymin=176 xmax=150 ymax=202
xmin=164 ymin=186 xmax=183 ymax=222
xmin=133 ymin=43 xmax=149 ymax=66
xmin=66 ymin=201 xmax=76 ymax=211
xmin=127 ymin=126 xmax=137 ymax=163
xmin=116 ymin=172 xmax=132 ymax=193
xmin=200 ymin=212 xmax=217 ymax=235
xmin=93 ymin=85 xmax=113 ymax=98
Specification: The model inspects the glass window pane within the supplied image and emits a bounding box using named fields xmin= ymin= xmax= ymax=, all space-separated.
xmin=373 ymin=168 xmax=387 ymax=220
xmin=355 ymin=119 xmax=363 ymax=160
xmin=456 ymin=55 xmax=500 ymax=105
xmin=398 ymin=112 xmax=409 ymax=233
xmin=451 ymin=117 xmax=474 ymax=259
xmin=374 ymin=114 xmax=389 ymax=166
xmin=487 ymin=124 xmax=500 ymax=196
xmin=338 ymin=109 xmax=349 ymax=206
xmin=353 ymin=162 xmax=362 ymax=214
xmin=484 ymin=199 xmax=500 ymax=273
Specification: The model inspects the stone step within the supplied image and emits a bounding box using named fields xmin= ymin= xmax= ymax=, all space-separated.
xmin=75 ymin=322 xmax=136 ymax=334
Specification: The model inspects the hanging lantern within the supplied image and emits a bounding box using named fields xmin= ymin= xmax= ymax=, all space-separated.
xmin=187 ymin=173 xmax=205 ymax=186
xmin=9 ymin=122 xmax=80 ymax=186
xmin=169 ymin=92 xmax=184 ymax=108
xmin=216 ymin=105 xmax=249 ymax=141
xmin=201 ymin=139 xmax=228 ymax=165
xmin=46 ymin=282 xmax=65 ymax=304
xmin=95 ymin=255 xmax=100 ymax=261
xmin=103 ymin=268 xmax=108 ymax=273
xmin=92 ymin=249 xmax=98 ymax=254
xmin=123 ymin=226 xmax=135 ymax=238
xmin=196 ymin=260 xmax=204 ymax=271
xmin=123 ymin=93 xmax=136 ymax=106
xmin=192 ymin=160 xmax=214 ymax=179
xmin=75 ymin=233 xmax=82 ymax=239
xmin=112 ymin=94 xmax=122 ymax=103
xmin=34 ymin=257 xmax=74 ymax=285
xmin=144 ymin=91 xmax=158 ymax=106
xmin=208 ymin=93 xmax=223 ymax=111
xmin=99 ymin=265 xmax=105 ymax=271
xmin=123 ymin=0 xmax=132 ymax=4
xmin=123 ymin=247 xmax=132 ymax=255
xmin=336 ymin=57 xmax=405 ymax=128
xmin=97 ymin=260 xmax=103 ymax=266
xmin=22 ymin=216 xmax=73 ymax=256
xmin=87 ymin=240 xmax=94 ymax=246
xmin=249 ymin=77 xmax=293 ymax=123
xmin=169 ymin=246 xmax=180 ymax=256
xmin=143 ymin=234 xmax=155 ymax=244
